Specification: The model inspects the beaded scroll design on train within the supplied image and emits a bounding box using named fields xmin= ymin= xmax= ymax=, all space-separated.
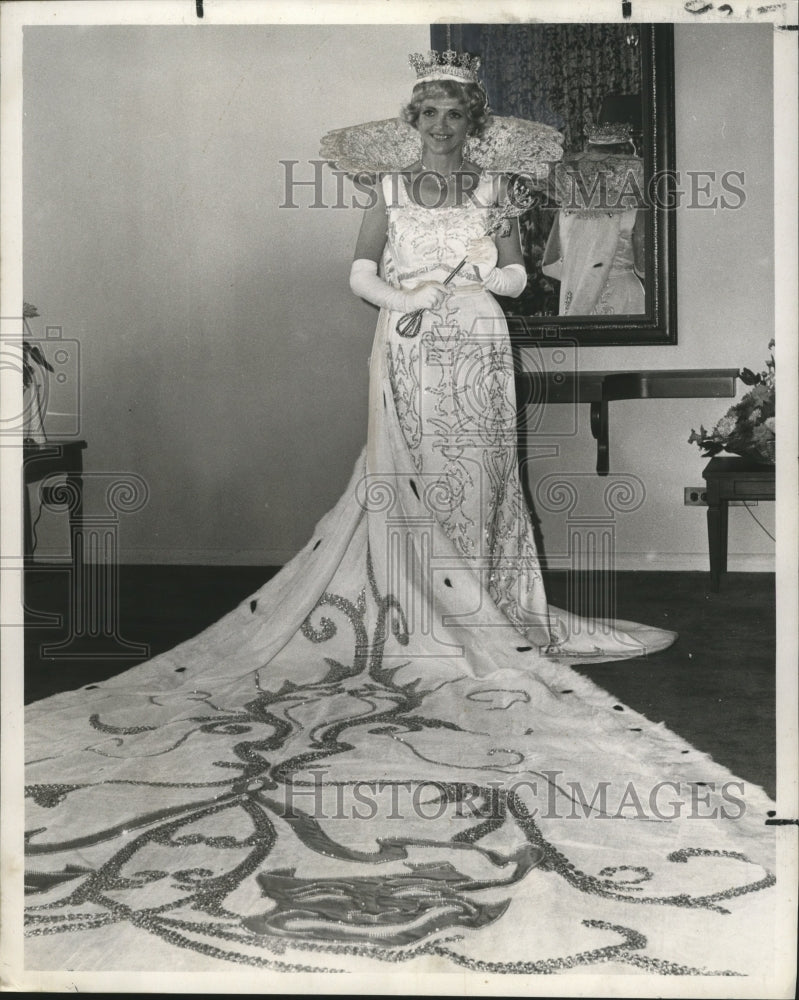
xmin=25 ymin=549 xmax=773 ymax=973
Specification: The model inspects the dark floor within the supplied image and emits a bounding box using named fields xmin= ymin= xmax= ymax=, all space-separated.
xmin=23 ymin=566 xmax=776 ymax=798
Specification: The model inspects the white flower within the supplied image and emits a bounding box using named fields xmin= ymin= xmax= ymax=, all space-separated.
xmin=714 ymin=414 xmax=736 ymax=439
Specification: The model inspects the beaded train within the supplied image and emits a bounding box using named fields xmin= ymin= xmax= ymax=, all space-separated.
xmin=24 ymin=172 xmax=777 ymax=976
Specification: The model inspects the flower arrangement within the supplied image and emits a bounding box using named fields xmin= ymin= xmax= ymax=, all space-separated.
xmin=22 ymin=302 xmax=53 ymax=389
xmin=688 ymin=340 xmax=775 ymax=464
xmin=22 ymin=301 xmax=52 ymax=444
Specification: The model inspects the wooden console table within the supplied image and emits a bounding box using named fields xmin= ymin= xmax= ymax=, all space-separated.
xmin=515 ymin=369 xmax=739 ymax=475
xmin=702 ymin=456 xmax=776 ymax=591
xmin=23 ymin=440 xmax=87 ymax=563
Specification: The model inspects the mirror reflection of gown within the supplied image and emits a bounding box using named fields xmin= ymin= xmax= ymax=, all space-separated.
xmin=23 ymin=172 xmax=776 ymax=974
xmin=543 ymin=207 xmax=644 ymax=315
xmin=542 ymin=152 xmax=646 ymax=316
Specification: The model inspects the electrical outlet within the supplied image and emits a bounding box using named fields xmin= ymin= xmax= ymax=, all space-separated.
xmin=683 ymin=488 xmax=758 ymax=507
xmin=684 ymin=487 xmax=707 ymax=506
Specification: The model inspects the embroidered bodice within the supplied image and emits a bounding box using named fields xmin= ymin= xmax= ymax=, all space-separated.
xmin=381 ymin=172 xmax=498 ymax=288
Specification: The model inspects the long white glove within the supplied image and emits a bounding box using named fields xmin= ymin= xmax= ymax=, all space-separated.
xmin=483 ymin=263 xmax=527 ymax=298
xmin=464 ymin=237 xmax=527 ymax=298
xmin=349 ymin=259 xmax=447 ymax=312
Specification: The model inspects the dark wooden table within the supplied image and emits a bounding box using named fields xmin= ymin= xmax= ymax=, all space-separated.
xmin=23 ymin=439 xmax=87 ymax=563
xmin=515 ymin=368 xmax=739 ymax=475
xmin=702 ymin=456 xmax=776 ymax=591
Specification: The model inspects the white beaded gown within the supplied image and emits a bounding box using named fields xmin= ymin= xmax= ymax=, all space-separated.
xmin=542 ymin=152 xmax=646 ymax=316
xmin=543 ymin=207 xmax=645 ymax=315
xmin=23 ymin=172 xmax=777 ymax=977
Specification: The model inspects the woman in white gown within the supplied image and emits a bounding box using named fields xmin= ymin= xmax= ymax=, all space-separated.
xmin=24 ymin=52 xmax=777 ymax=977
xmin=542 ymin=125 xmax=647 ymax=317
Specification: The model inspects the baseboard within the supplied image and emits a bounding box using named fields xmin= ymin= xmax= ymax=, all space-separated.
xmin=57 ymin=548 xmax=302 ymax=566
xmin=611 ymin=553 xmax=775 ymax=573
xmin=43 ymin=548 xmax=774 ymax=573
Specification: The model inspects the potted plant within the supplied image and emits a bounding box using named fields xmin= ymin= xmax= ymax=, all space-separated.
xmin=22 ymin=302 xmax=53 ymax=444
xmin=688 ymin=340 xmax=775 ymax=464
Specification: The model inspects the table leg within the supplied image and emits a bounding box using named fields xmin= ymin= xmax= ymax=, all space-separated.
xmin=706 ymin=499 xmax=724 ymax=592
xmin=23 ymin=477 xmax=33 ymax=558
xmin=65 ymin=454 xmax=84 ymax=569
xmin=719 ymin=498 xmax=728 ymax=575
xmin=590 ymin=400 xmax=609 ymax=477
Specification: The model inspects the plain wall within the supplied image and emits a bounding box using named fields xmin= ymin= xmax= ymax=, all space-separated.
xmin=23 ymin=23 xmax=776 ymax=568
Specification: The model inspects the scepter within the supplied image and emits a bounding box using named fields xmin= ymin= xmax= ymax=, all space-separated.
xmin=396 ymin=177 xmax=540 ymax=339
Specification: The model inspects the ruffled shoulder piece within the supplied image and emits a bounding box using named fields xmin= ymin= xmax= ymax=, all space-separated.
xmin=551 ymin=153 xmax=645 ymax=213
xmin=468 ymin=115 xmax=564 ymax=182
xmin=320 ymin=115 xmax=564 ymax=184
xmin=320 ymin=118 xmax=421 ymax=176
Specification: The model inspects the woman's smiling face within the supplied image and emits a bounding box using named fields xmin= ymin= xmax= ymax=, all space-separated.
xmin=415 ymin=98 xmax=470 ymax=157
